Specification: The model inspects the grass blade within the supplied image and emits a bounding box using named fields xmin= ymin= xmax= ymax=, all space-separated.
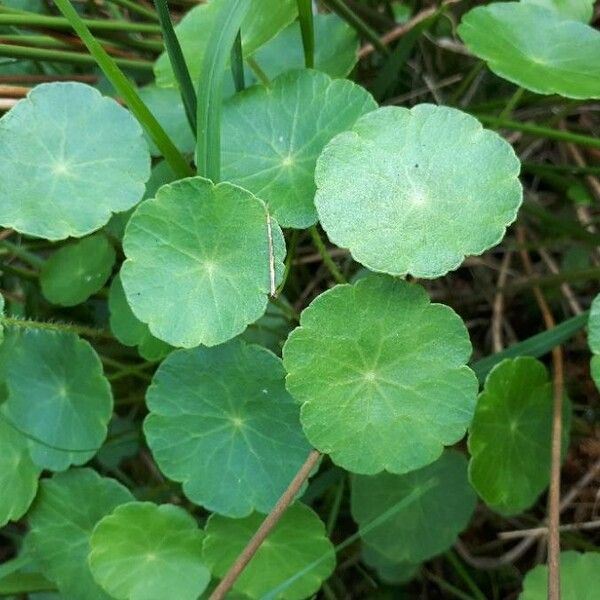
xmin=53 ymin=0 xmax=193 ymax=178
xmin=196 ymin=0 xmax=251 ymax=181
xmin=230 ymin=30 xmax=245 ymax=92
xmin=296 ymin=0 xmax=314 ymax=68
xmin=152 ymin=0 xmax=197 ymax=132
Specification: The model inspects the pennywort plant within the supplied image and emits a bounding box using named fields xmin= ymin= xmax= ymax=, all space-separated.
xmin=1 ymin=0 xmax=600 ymax=598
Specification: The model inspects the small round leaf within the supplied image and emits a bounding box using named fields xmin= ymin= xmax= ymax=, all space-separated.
xmin=89 ymin=502 xmax=209 ymax=600
xmin=0 ymin=328 xmax=113 ymax=470
xmin=41 ymin=235 xmax=116 ymax=306
xmin=458 ymin=3 xmax=600 ymax=99
xmin=222 ymin=69 xmax=376 ymax=228
xmin=315 ymin=104 xmax=522 ymax=278
xmin=283 ymin=275 xmax=478 ymax=474
xmin=203 ymin=503 xmax=335 ymax=600
xmin=351 ymin=451 xmax=476 ymax=563
xmin=144 ymin=339 xmax=312 ymax=517
xmin=468 ymin=357 xmax=571 ymax=515
xmin=0 ymin=83 xmax=150 ymax=240
xmin=121 ymin=176 xmax=285 ymax=348
xmin=28 ymin=469 xmax=134 ymax=600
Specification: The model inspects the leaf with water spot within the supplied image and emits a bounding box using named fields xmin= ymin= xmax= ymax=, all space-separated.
xmin=89 ymin=502 xmax=209 ymax=600
xmin=40 ymin=235 xmax=116 ymax=307
xmin=468 ymin=357 xmax=571 ymax=515
xmin=459 ymin=3 xmax=600 ymax=99
xmin=0 ymin=83 xmax=150 ymax=240
xmin=28 ymin=469 xmax=134 ymax=600
xmin=282 ymin=274 xmax=478 ymax=474
xmin=203 ymin=503 xmax=335 ymax=599
xmin=121 ymin=176 xmax=285 ymax=348
xmin=351 ymin=451 xmax=476 ymax=562
xmin=0 ymin=328 xmax=113 ymax=470
xmin=314 ymin=104 xmax=522 ymax=278
xmin=144 ymin=339 xmax=312 ymax=517
xmin=221 ymin=69 xmax=376 ymax=228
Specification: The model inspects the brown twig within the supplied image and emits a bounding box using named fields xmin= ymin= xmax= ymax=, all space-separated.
xmin=499 ymin=519 xmax=600 ymax=540
xmin=492 ymin=251 xmax=512 ymax=353
xmin=208 ymin=449 xmax=322 ymax=600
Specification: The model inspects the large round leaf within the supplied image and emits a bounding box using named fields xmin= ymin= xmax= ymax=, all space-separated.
xmin=89 ymin=502 xmax=209 ymax=600
xmin=40 ymin=235 xmax=116 ymax=307
xmin=468 ymin=357 xmax=571 ymax=515
xmin=520 ymin=551 xmax=600 ymax=599
xmin=154 ymin=0 xmax=296 ymax=88
xmin=351 ymin=451 xmax=476 ymax=562
xmin=0 ymin=416 xmax=41 ymax=526
xmin=203 ymin=503 xmax=335 ymax=599
xmin=254 ymin=13 xmax=359 ymax=80
xmin=109 ymin=274 xmax=171 ymax=361
xmin=521 ymin=0 xmax=595 ymax=22
xmin=221 ymin=69 xmax=376 ymax=228
xmin=458 ymin=3 xmax=600 ymax=99
xmin=0 ymin=83 xmax=150 ymax=240
xmin=28 ymin=469 xmax=134 ymax=600
xmin=144 ymin=339 xmax=312 ymax=517
xmin=121 ymin=176 xmax=285 ymax=348
xmin=283 ymin=275 xmax=478 ymax=474
xmin=314 ymin=104 xmax=522 ymax=278
xmin=0 ymin=328 xmax=113 ymax=470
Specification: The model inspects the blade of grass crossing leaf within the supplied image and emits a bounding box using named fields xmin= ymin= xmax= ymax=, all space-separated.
xmin=153 ymin=0 xmax=197 ymax=132
xmin=196 ymin=0 xmax=251 ymax=181
xmin=296 ymin=0 xmax=314 ymax=68
xmin=53 ymin=0 xmax=193 ymax=179
xmin=230 ymin=31 xmax=245 ymax=92
xmin=471 ymin=311 xmax=589 ymax=382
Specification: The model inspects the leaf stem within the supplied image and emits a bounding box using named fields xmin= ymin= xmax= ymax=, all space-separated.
xmin=309 ymin=226 xmax=346 ymax=284
xmin=208 ymin=449 xmax=322 ymax=600
xmin=230 ymin=30 xmax=245 ymax=92
xmin=445 ymin=550 xmax=487 ymax=600
xmin=1 ymin=316 xmax=113 ymax=339
xmin=0 ymin=239 xmax=43 ymax=268
xmin=246 ymin=55 xmax=270 ymax=86
xmin=106 ymin=0 xmax=159 ymax=22
xmin=296 ymin=0 xmax=314 ymax=68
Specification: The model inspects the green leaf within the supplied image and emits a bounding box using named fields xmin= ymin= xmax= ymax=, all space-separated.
xmin=0 ymin=328 xmax=113 ymax=470
xmin=144 ymin=339 xmax=312 ymax=517
xmin=221 ymin=69 xmax=376 ymax=228
xmin=315 ymin=104 xmax=522 ymax=278
xmin=108 ymin=274 xmax=171 ymax=361
xmin=121 ymin=176 xmax=285 ymax=348
xmin=138 ymin=85 xmax=195 ymax=156
xmin=351 ymin=451 xmax=476 ymax=562
xmin=203 ymin=503 xmax=335 ymax=599
xmin=253 ymin=13 xmax=358 ymax=79
xmin=282 ymin=274 xmax=478 ymax=475
xmin=458 ymin=3 xmax=600 ymax=99
xmin=89 ymin=502 xmax=210 ymax=600
xmin=40 ymin=235 xmax=116 ymax=307
xmin=28 ymin=469 xmax=134 ymax=600
xmin=241 ymin=297 xmax=293 ymax=353
xmin=521 ymin=0 xmax=595 ymax=22
xmin=362 ymin=545 xmax=419 ymax=585
xmin=468 ymin=357 xmax=571 ymax=515
xmin=154 ymin=0 xmax=297 ymax=88
xmin=0 ymin=83 xmax=150 ymax=240
xmin=588 ymin=293 xmax=600 ymax=389
xmin=0 ymin=416 xmax=41 ymax=526
xmin=0 ymin=292 xmax=4 ymax=343
xmin=520 ymin=551 xmax=600 ymax=599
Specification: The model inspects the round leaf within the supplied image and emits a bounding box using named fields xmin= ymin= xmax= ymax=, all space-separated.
xmin=0 ymin=82 xmax=150 ymax=240
xmin=144 ymin=339 xmax=312 ymax=517
xmin=0 ymin=328 xmax=113 ymax=470
xmin=468 ymin=357 xmax=571 ymax=515
xmin=203 ymin=503 xmax=335 ymax=600
xmin=362 ymin=545 xmax=419 ymax=585
xmin=221 ymin=69 xmax=375 ymax=228
xmin=0 ymin=416 xmax=41 ymax=526
xmin=41 ymin=235 xmax=116 ymax=306
xmin=154 ymin=0 xmax=296 ymax=88
xmin=89 ymin=502 xmax=209 ymax=600
xmin=520 ymin=551 xmax=600 ymax=599
xmin=109 ymin=274 xmax=171 ymax=361
xmin=314 ymin=104 xmax=522 ymax=278
xmin=28 ymin=469 xmax=134 ymax=600
xmin=283 ymin=275 xmax=478 ymax=474
xmin=121 ymin=176 xmax=285 ymax=348
xmin=254 ymin=13 xmax=359 ymax=80
xmin=587 ymin=293 xmax=600 ymax=354
xmin=351 ymin=451 xmax=477 ymax=563
xmin=458 ymin=3 xmax=600 ymax=99
xmin=521 ymin=0 xmax=595 ymax=22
